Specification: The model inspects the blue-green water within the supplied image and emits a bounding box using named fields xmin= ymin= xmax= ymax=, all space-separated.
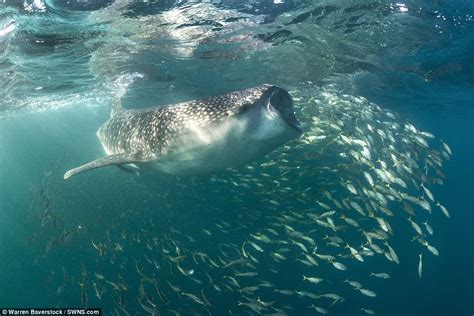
xmin=1 ymin=1 xmax=473 ymax=315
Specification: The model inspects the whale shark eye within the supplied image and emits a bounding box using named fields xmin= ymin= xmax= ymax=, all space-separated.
xmin=238 ymin=104 xmax=250 ymax=114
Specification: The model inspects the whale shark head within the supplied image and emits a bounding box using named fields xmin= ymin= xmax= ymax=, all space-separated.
xmin=223 ymin=84 xmax=302 ymax=143
xmin=257 ymin=84 xmax=302 ymax=134
xmin=154 ymin=84 xmax=303 ymax=174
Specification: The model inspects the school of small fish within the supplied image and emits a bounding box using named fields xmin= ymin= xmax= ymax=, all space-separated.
xmin=27 ymin=84 xmax=451 ymax=315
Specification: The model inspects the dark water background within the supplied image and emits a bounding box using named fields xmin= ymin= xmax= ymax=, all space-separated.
xmin=1 ymin=1 xmax=473 ymax=315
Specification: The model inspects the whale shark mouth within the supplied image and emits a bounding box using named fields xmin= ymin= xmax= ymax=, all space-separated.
xmin=267 ymin=86 xmax=303 ymax=133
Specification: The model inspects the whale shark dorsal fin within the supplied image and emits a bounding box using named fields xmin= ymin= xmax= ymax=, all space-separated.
xmin=110 ymin=98 xmax=123 ymax=118
xmin=64 ymin=153 xmax=147 ymax=180
xmin=110 ymin=72 xmax=145 ymax=117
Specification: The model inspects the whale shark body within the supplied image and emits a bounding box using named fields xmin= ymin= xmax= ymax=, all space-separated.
xmin=64 ymin=84 xmax=302 ymax=180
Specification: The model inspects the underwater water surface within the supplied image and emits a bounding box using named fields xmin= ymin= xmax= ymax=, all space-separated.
xmin=0 ymin=1 xmax=473 ymax=315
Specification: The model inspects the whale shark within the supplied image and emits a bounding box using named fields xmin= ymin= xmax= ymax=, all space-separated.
xmin=64 ymin=84 xmax=302 ymax=179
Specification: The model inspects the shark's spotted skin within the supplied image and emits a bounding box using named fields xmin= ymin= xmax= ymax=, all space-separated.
xmin=100 ymin=85 xmax=279 ymax=155
xmin=64 ymin=84 xmax=302 ymax=179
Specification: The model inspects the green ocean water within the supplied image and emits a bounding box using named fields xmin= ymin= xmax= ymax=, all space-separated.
xmin=1 ymin=1 xmax=473 ymax=315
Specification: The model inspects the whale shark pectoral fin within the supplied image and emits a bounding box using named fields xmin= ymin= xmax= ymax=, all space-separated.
xmin=116 ymin=164 xmax=140 ymax=175
xmin=64 ymin=153 xmax=148 ymax=180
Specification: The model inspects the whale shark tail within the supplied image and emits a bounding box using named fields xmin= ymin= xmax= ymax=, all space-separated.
xmin=110 ymin=72 xmax=145 ymax=117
